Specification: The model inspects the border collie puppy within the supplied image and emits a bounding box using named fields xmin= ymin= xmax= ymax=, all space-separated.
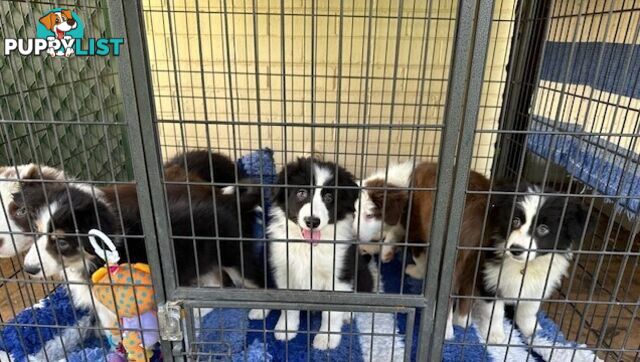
xmin=475 ymin=183 xmax=588 ymax=342
xmin=352 ymin=160 xmax=414 ymax=262
xmin=354 ymin=160 xmax=490 ymax=339
xmin=21 ymin=182 xmax=126 ymax=308
xmin=21 ymin=179 xmax=264 ymax=302
xmin=21 ymin=151 xmax=265 ymax=306
xmin=0 ymin=164 xmax=65 ymax=257
xmin=250 ymin=157 xmax=372 ymax=350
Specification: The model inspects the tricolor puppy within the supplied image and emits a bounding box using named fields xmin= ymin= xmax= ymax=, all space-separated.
xmin=20 ymin=151 xmax=265 ymax=308
xmin=39 ymin=9 xmax=77 ymax=57
xmin=0 ymin=164 xmax=65 ymax=257
xmin=475 ymin=183 xmax=588 ymax=343
xmin=354 ymin=160 xmax=490 ymax=339
xmin=249 ymin=157 xmax=373 ymax=350
xmin=21 ymin=182 xmax=126 ymax=308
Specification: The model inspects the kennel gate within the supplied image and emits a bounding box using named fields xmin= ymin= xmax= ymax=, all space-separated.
xmin=1 ymin=0 xmax=638 ymax=360
xmin=108 ymin=0 xmax=496 ymax=360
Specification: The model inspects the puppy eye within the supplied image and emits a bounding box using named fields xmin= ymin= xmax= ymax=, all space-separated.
xmin=512 ymin=217 xmax=522 ymax=229
xmin=323 ymin=193 xmax=333 ymax=203
xmin=536 ymin=224 xmax=549 ymax=236
xmin=296 ymin=189 xmax=308 ymax=200
xmin=365 ymin=214 xmax=375 ymax=220
xmin=16 ymin=207 xmax=28 ymax=216
xmin=56 ymin=238 xmax=72 ymax=252
xmin=55 ymin=18 xmax=60 ymax=23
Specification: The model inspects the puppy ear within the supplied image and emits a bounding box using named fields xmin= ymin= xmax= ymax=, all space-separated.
xmin=271 ymin=165 xmax=290 ymax=205
xmin=61 ymin=9 xmax=73 ymax=20
xmin=367 ymin=185 xmax=408 ymax=225
xmin=39 ymin=13 xmax=57 ymax=30
xmin=336 ymin=176 xmax=360 ymax=211
xmin=565 ymin=198 xmax=590 ymax=243
xmin=12 ymin=165 xmax=65 ymax=206
xmin=488 ymin=180 xmax=520 ymax=210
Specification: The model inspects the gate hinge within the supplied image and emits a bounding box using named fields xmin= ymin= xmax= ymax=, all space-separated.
xmin=158 ymin=300 xmax=183 ymax=341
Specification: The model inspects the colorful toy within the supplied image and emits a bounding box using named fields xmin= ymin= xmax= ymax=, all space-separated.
xmin=89 ymin=229 xmax=159 ymax=362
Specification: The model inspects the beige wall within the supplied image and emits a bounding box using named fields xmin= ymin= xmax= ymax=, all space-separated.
xmin=143 ymin=0 xmax=516 ymax=177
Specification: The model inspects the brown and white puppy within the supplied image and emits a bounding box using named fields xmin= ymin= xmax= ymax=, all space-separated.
xmin=0 ymin=164 xmax=65 ymax=257
xmin=353 ymin=160 xmax=490 ymax=339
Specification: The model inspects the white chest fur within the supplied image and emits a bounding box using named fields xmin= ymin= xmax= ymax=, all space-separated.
xmin=268 ymin=207 xmax=354 ymax=291
xmin=484 ymin=253 xmax=570 ymax=301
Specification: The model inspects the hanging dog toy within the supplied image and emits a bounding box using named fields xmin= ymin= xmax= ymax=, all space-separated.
xmin=89 ymin=229 xmax=159 ymax=362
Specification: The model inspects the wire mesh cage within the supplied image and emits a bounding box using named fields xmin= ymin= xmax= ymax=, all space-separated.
xmin=0 ymin=0 xmax=132 ymax=340
xmin=0 ymin=0 xmax=638 ymax=361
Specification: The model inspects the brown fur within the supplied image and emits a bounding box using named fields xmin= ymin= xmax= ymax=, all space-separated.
xmin=366 ymin=162 xmax=489 ymax=317
xmin=407 ymin=162 xmax=489 ymax=317
xmin=364 ymin=179 xmax=409 ymax=226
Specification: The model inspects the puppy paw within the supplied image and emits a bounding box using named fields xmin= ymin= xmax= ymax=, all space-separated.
xmin=380 ymin=251 xmax=395 ymax=263
xmin=405 ymin=264 xmax=424 ymax=279
xmin=517 ymin=320 xmax=538 ymax=338
xmin=313 ymin=333 xmax=341 ymax=350
xmin=274 ymin=315 xmax=298 ymax=341
xmin=248 ymin=309 xmax=269 ymax=320
xmin=454 ymin=313 xmax=470 ymax=327
xmin=444 ymin=324 xmax=455 ymax=340
xmin=274 ymin=330 xmax=297 ymax=341
xmin=486 ymin=328 xmax=505 ymax=344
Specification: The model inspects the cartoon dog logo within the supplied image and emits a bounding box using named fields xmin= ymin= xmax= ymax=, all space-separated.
xmin=38 ymin=9 xmax=79 ymax=57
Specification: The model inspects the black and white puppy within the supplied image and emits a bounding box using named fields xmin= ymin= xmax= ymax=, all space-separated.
xmin=21 ymin=182 xmax=128 ymax=308
xmin=0 ymin=164 xmax=66 ymax=257
xmin=21 ymin=151 xmax=265 ymax=307
xmin=475 ymin=183 xmax=589 ymax=343
xmin=249 ymin=157 xmax=373 ymax=350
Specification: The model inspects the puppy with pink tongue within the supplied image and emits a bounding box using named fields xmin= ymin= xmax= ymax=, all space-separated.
xmin=301 ymin=228 xmax=322 ymax=243
xmin=248 ymin=157 xmax=374 ymax=350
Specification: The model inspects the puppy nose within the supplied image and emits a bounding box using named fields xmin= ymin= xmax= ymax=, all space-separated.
xmin=304 ymin=216 xmax=320 ymax=229
xmin=509 ymin=245 xmax=525 ymax=256
xmin=23 ymin=265 xmax=41 ymax=275
xmin=67 ymin=18 xmax=76 ymax=26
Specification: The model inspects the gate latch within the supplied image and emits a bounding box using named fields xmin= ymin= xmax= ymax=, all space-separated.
xmin=158 ymin=301 xmax=183 ymax=341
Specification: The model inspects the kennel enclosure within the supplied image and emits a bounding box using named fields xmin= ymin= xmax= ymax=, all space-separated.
xmin=0 ymin=0 xmax=638 ymax=361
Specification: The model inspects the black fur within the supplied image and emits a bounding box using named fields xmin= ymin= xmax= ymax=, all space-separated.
xmin=164 ymin=150 xmax=243 ymax=184
xmin=339 ymin=248 xmax=374 ymax=292
xmin=170 ymin=185 xmax=264 ymax=287
xmin=273 ymin=157 xmax=360 ymax=224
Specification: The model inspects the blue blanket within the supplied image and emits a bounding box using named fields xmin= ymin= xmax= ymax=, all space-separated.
xmin=527 ymin=116 xmax=640 ymax=217
xmin=194 ymin=254 xmax=600 ymax=361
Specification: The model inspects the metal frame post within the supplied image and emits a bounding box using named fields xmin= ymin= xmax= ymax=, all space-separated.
xmin=418 ymin=0 xmax=495 ymax=360
xmin=107 ymin=0 xmax=177 ymax=359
